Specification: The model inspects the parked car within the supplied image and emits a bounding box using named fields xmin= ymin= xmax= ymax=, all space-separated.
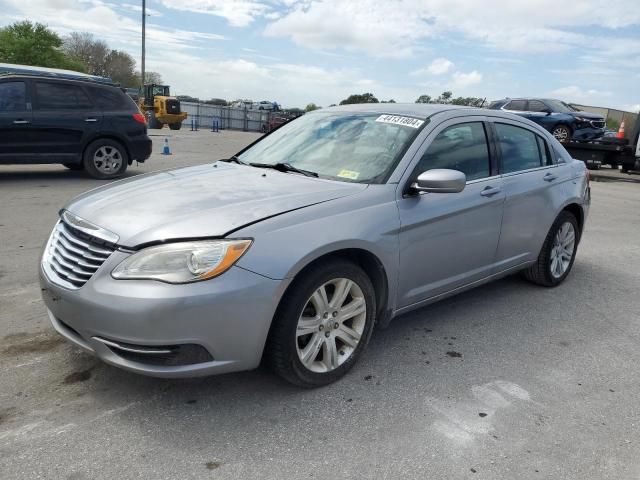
xmin=254 ymin=100 xmax=278 ymax=111
xmin=40 ymin=104 xmax=589 ymax=387
xmin=261 ymin=115 xmax=288 ymax=133
xmin=0 ymin=66 xmax=151 ymax=179
xmin=488 ymin=98 xmax=606 ymax=142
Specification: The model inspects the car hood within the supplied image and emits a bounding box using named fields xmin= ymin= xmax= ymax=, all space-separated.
xmin=64 ymin=163 xmax=367 ymax=247
xmin=570 ymin=111 xmax=604 ymax=120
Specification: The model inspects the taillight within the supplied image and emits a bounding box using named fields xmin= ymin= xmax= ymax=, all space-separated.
xmin=133 ymin=113 xmax=146 ymax=125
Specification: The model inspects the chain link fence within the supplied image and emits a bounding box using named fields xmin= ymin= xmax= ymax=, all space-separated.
xmin=181 ymin=102 xmax=274 ymax=132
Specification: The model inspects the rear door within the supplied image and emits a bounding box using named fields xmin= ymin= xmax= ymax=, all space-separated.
xmin=31 ymin=80 xmax=102 ymax=163
xmin=0 ymin=79 xmax=34 ymax=163
xmin=491 ymin=120 xmax=571 ymax=269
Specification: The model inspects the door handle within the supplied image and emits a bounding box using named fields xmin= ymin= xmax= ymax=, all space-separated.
xmin=480 ymin=186 xmax=502 ymax=197
xmin=13 ymin=120 xmax=30 ymax=124
xmin=85 ymin=118 xmax=98 ymax=122
xmin=543 ymin=173 xmax=557 ymax=182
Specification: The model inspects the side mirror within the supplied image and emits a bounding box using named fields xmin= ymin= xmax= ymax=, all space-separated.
xmin=411 ymin=169 xmax=466 ymax=193
xmin=543 ymin=108 xmax=553 ymax=115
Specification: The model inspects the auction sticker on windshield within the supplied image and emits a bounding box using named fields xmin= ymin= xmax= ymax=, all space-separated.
xmin=337 ymin=169 xmax=360 ymax=180
xmin=375 ymin=114 xmax=424 ymax=129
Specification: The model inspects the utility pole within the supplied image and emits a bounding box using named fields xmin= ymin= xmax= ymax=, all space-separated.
xmin=141 ymin=0 xmax=146 ymax=89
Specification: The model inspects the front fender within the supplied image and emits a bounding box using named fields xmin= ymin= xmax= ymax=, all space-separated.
xmin=233 ymin=185 xmax=401 ymax=310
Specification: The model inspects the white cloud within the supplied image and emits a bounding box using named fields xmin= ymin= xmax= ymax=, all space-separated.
xmin=264 ymin=1 xmax=435 ymax=58
xmin=451 ymin=70 xmax=482 ymax=88
xmin=160 ymin=0 xmax=270 ymax=27
xmin=264 ymin=0 xmax=640 ymax=57
xmin=550 ymin=85 xmax=612 ymax=100
xmin=411 ymin=58 xmax=454 ymax=76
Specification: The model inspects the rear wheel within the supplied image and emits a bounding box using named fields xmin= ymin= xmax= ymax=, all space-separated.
xmin=266 ymin=260 xmax=376 ymax=387
xmin=168 ymin=122 xmax=182 ymax=130
xmin=523 ymin=211 xmax=579 ymax=287
xmin=552 ymin=125 xmax=572 ymax=143
xmin=83 ymin=139 xmax=128 ymax=180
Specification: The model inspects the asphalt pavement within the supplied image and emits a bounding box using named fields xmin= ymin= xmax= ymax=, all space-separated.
xmin=1 ymin=129 xmax=639 ymax=479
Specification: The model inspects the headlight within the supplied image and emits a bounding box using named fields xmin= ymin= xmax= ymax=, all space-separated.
xmin=112 ymin=239 xmax=252 ymax=283
xmin=574 ymin=116 xmax=587 ymax=122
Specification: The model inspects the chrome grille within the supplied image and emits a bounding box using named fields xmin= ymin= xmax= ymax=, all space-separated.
xmin=590 ymin=120 xmax=605 ymax=129
xmin=44 ymin=221 xmax=116 ymax=289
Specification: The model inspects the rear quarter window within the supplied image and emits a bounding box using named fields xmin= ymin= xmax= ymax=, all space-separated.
xmin=86 ymin=86 xmax=136 ymax=110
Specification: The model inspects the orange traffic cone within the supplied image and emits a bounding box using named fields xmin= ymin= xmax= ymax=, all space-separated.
xmin=616 ymin=120 xmax=626 ymax=139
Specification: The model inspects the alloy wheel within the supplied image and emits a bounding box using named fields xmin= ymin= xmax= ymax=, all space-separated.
xmin=295 ymin=278 xmax=367 ymax=373
xmin=552 ymin=126 xmax=570 ymax=142
xmin=93 ymin=146 xmax=123 ymax=174
xmin=550 ymin=221 xmax=575 ymax=278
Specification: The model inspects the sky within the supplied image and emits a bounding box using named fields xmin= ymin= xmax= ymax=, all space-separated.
xmin=1 ymin=0 xmax=639 ymax=111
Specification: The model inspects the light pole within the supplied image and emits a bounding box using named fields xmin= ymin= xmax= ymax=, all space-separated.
xmin=141 ymin=0 xmax=146 ymax=89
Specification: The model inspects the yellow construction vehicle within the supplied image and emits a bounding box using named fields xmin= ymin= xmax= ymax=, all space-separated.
xmin=138 ymin=84 xmax=187 ymax=130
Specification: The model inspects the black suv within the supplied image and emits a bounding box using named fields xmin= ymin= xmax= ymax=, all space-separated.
xmin=488 ymin=98 xmax=606 ymax=142
xmin=0 ymin=69 xmax=152 ymax=179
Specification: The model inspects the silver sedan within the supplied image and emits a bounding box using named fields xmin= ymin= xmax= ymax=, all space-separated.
xmin=40 ymin=104 xmax=590 ymax=387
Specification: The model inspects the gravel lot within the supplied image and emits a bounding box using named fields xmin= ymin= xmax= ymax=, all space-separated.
xmin=1 ymin=129 xmax=639 ymax=479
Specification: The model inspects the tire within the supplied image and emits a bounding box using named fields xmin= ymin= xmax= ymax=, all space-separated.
xmin=148 ymin=112 xmax=162 ymax=129
xmin=62 ymin=163 xmax=83 ymax=171
xmin=522 ymin=211 xmax=579 ymax=287
xmin=621 ymin=166 xmax=629 ymax=174
xmin=266 ymin=259 xmax=377 ymax=387
xmin=168 ymin=122 xmax=182 ymax=131
xmin=552 ymin=125 xmax=572 ymax=143
xmin=83 ymin=139 xmax=128 ymax=180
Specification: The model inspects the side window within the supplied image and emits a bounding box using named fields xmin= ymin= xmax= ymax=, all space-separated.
xmin=0 ymin=82 xmax=27 ymax=112
xmin=536 ymin=135 xmax=551 ymax=165
xmin=415 ymin=122 xmax=491 ymax=182
xmin=86 ymin=86 xmax=131 ymax=109
xmin=528 ymin=100 xmax=548 ymax=112
xmin=35 ymin=82 xmax=93 ymax=110
xmin=495 ymin=123 xmax=543 ymax=173
xmin=504 ymin=100 xmax=526 ymax=111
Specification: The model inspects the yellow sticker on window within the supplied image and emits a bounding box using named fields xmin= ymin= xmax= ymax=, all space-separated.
xmin=337 ymin=169 xmax=360 ymax=180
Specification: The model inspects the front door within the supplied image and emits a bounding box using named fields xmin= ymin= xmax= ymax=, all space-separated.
xmin=0 ymin=79 xmax=34 ymax=163
xmin=396 ymin=119 xmax=505 ymax=309
xmin=30 ymin=80 xmax=102 ymax=163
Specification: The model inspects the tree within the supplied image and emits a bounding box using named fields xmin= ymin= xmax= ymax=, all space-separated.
xmin=0 ymin=21 xmax=84 ymax=71
xmin=381 ymin=99 xmax=396 ymax=103
xmin=133 ymin=70 xmax=163 ymax=86
xmin=339 ymin=93 xmax=379 ymax=105
xmin=176 ymin=95 xmax=201 ymax=103
xmin=415 ymin=95 xmax=432 ymax=104
xmin=203 ymin=98 xmax=228 ymax=106
xmin=63 ymin=32 xmax=108 ymax=76
xmin=104 ymin=50 xmax=137 ymax=86
xmin=415 ymin=92 xmax=484 ymax=107
xmin=305 ymin=103 xmax=320 ymax=112
xmin=436 ymin=91 xmax=453 ymax=104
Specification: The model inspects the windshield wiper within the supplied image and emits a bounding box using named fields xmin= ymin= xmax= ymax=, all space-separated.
xmin=218 ymin=155 xmax=247 ymax=165
xmin=249 ymin=162 xmax=319 ymax=177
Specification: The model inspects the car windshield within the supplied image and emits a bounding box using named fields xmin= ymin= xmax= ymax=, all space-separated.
xmin=544 ymin=99 xmax=579 ymax=113
xmin=238 ymin=111 xmax=423 ymax=183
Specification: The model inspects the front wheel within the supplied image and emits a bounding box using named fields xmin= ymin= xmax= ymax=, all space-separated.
xmin=168 ymin=122 xmax=182 ymax=130
xmin=266 ymin=260 xmax=376 ymax=387
xmin=552 ymin=125 xmax=572 ymax=143
xmin=523 ymin=211 xmax=579 ymax=287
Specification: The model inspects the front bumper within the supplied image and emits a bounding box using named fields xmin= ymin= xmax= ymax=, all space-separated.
xmin=40 ymin=252 xmax=288 ymax=378
xmin=572 ymin=126 xmax=605 ymax=140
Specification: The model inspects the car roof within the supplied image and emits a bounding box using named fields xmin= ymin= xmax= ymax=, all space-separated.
xmin=0 ymin=63 xmax=114 ymax=85
xmin=324 ymin=103 xmax=469 ymax=119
